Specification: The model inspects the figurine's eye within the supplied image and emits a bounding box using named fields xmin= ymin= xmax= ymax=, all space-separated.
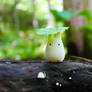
xmin=49 ymin=43 xmax=52 ymax=46
xmin=58 ymin=43 xmax=60 ymax=46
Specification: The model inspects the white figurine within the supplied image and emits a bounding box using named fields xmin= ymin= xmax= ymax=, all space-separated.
xmin=45 ymin=32 xmax=65 ymax=62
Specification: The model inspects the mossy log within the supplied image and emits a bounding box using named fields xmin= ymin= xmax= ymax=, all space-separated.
xmin=0 ymin=60 xmax=92 ymax=92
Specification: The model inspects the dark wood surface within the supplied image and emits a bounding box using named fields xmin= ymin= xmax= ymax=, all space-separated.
xmin=0 ymin=60 xmax=92 ymax=92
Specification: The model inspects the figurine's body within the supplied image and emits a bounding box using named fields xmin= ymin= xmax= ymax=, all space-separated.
xmin=45 ymin=33 xmax=65 ymax=62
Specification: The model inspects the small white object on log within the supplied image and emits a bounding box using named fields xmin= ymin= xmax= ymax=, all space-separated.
xmin=37 ymin=72 xmax=46 ymax=79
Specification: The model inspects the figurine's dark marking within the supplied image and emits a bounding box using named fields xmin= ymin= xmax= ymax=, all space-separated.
xmin=58 ymin=44 xmax=60 ymax=46
xmin=49 ymin=43 xmax=52 ymax=46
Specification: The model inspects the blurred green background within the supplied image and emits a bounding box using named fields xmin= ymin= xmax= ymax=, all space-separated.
xmin=0 ymin=0 xmax=92 ymax=60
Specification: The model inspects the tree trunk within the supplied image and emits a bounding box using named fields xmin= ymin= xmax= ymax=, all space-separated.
xmin=63 ymin=0 xmax=88 ymax=56
xmin=88 ymin=0 xmax=92 ymax=13
xmin=47 ymin=0 xmax=55 ymax=28
xmin=0 ymin=60 xmax=92 ymax=92
xmin=13 ymin=0 xmax=20 ymax=31
xmin=32 ymin=0 xmax=38 ymax=28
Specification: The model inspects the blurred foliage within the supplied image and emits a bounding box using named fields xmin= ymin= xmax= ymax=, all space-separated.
xmin=0 ymin=26 xmax=47 ymax=60
xmin=0 ymin=0 xmax=49 ymax=29
xmin=0 ymin=0 xmax=50 ymax=60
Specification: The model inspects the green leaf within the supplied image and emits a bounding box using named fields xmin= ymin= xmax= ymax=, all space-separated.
xmin=58 ymin=11 xmax=73 ymax=21
xmin=50 ymin=9 xmax=74 ymax=22
xmin=36 ymin=27 xmax=69 ymax=35
xmin=77 ymin=10 xmax=92 ymax=21
xmin=83 ymin=24 xmax=92 ymax=31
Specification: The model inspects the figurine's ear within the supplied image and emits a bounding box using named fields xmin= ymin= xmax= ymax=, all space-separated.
xmin=48 ymin=35 xmax=54 ymax=42
xmin=55 ymin=32 xmax=61 ymax=37
xmin=55 ymin=32 xmax=61 ymax=40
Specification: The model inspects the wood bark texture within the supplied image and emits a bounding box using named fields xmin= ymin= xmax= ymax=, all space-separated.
xmin=0 ymin=60 xmax=92 ymax=92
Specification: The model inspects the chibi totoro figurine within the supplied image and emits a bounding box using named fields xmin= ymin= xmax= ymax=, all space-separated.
xmin=36 ymin=27 xmax=68 ymax=62
xmin=45 ymin=32 xmax=65 ymax=62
